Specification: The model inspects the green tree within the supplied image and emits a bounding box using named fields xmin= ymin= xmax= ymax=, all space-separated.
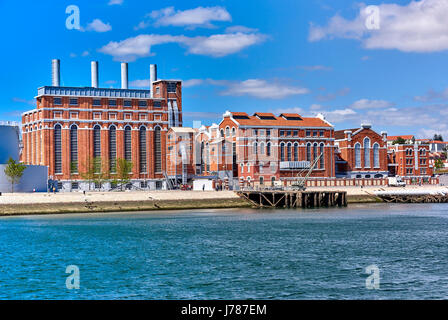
xmin=114 ymin=158 xmax=133 ymax=191
xmin=80 ymin=156 xmax=97 ymax=191
xmin=92 ymin=157 xmax=110 ymax=190
xmin=3 ymin=157 xmax=26 ymax=193
xmin=433 ymin=134 xmax=444 ymax=142
xmin=434 ymin=158 xmax=444 ymax=172
xmin=392 ymin=137 xmax=406 ymax=145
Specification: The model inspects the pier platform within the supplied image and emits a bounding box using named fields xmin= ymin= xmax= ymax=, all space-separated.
xmin=237 ymin=190 xmax=347 ymax=209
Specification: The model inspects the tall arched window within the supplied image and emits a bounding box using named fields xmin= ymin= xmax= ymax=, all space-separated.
xmin=154 ymin=126 xmax=162 ymax=173
xmin=200 ymin=142 xmax=205 ymax=172
xmin=306 ymin=143 xmax=311 ymax=162
xmin=253 ymin=142 xmax=258 ymax=155
xmin=266 ymin=142 xmax=271 ymax=156
xmin=54 ymin=124 xmax=62 ymax=174
xmin=93 ymin=125 xmax=101 ymax=173
xmin=259 ymin=142 xmax=265 ymax=155
xmin=320 ymin=143 xmax=324 ymax=169
xmin=373 ymin=143 xmax=380 ymax=168
xmin=124 ymin=126 xmax=132 ymax=162
xmin=364 ymin=137 xmax=370 ymax=167
xmin=205 ymin=143 xmax=210 ymax=171
xmin=287 ymin=143 xmax=292 ymax=161
xmin=294 ymin=144 xmax=298 ymax=161
xmin=355 ymin=143 xmax=361 ymax=168
xmin=70 ymin=125 xmax=78 ymax=173
xmin=280 ymin=143 xmax=285 ymax=161
xmin=139 ymin=127 xmax=147 ymax=173
xmin=313 ymin=143 xmax=318 ymax=162
xmin=109 ymin=126 xmax=117 ymax=172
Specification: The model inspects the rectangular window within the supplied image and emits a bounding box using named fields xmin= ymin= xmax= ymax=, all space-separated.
xmin=93 ymin=112 xmax=101 ymax=120
xmin=69 ymin=98 xmax=78 ymax=106
xmin=140 ymin=181 xmax=148 ymax=188
xmin=124 ymin=100 xmax=132 ymax=107
xmin=287 ymin=131 xmax=291 ymax=137
xmin=320 ymin=130 xmax=324 ymax=137
xmin=139 ymin=114 xmax=147 ymax=121
xmin=138 ymin=100 xmax=147 ymax=108
xmin=109 ymin=113 xmax=117 ymax=120
xmin=154 ymin=101 xmax=161 ymax=108
xmin=306 ymin=130 xmax=311 ymax=137
xmin=253 ymin=129 xmax=258 ymax=136
xmin=279 ymin=130 xmax=284 ymax=136
xmin=70 ymin=112 xmax=78 ymax=119
xmin=108 ymin=99 xmax=117 ymax=107
xmin=124 ymin=113 xmax=132 ymax=120
xmin=93 ymin=99 xmax=101 ymax=107
xmin=167 ymin=82 xmax=177 ymax=93
xmin=266 ymin=129 xmax=271 ymax=136
xmin=156 ymin=87 xmax=160 ymax=95
xmin=293 ymin=131 xmax=298 ymax=137
xmin=71 ymin=182 xmax=79 ymax=190
xmin=54 ymin=111 xmax=62 ymax=119
xmin=313 ymin=131 xmax=318 ymax=137
xmin=154 ymin=114 xmax=161 ymax=121
xmin=54 ymin=97 xmax=62 ymax=105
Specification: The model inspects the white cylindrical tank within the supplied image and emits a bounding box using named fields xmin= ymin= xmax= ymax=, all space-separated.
xmin=121 ymin=63 xmax=128 ymax=89
xmin=0 ymin=123 xmax=20 ymax=163
xmin=91 ymin=61 xmax=99 ymax=88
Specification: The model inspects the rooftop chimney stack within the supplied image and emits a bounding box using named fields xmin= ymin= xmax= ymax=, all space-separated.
xmin=150 ymin=64 xmax=157 ymax=97
xmin=121 ymin=63 xmax=128 ymax=89
xmin=51 ymin=59 xmax=60 ymax=87
xmin=91 ymin=61 xmax=99 ymax=88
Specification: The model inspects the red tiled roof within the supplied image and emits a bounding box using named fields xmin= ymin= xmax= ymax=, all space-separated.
xmin=334 ymin=128 xmax=360 ymax=140
xmin=279 ymin=113 xmax=302 ymax=118
xmin=228 ymin=112 xmax=331 ymax=128
xmin=253 ymin=112 xmax=275 ymax=117
xmin=387 ymin=135 xmax=414 ymax=141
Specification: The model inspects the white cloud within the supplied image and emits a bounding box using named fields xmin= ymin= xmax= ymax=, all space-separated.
xmin=309 ymin=0 xmax=448 ymax=53
xmin=414 ymin=87 xmax=448 ymax=102
xmin=108 ymin=0 xmax=123 ymax=5
xmin=225 ymin=25 xmax=258 ymax=33
xmin=349 ymin=99 xmax=394 ymax=109
xmin=220 ymin=79 xmax=309 ymax=99
xmin=81 ymin=50 xmax=89 ymax=56
xmin=86 ymin=19 xmax=112 ymax=32
xmin=99 ymin=32 xmax=266 ymax=61
xmin=316 ymin=87 xmax=350 ymax=102
xmin=316 ymin=108 xmax=358 ymax=123
xmin=129 ymin=79 xmax=150 ymax=88
xmin=149 ymin=6 xmax=231 ymax=28
xmin=183 ymin=79 xmax=204 ymax=87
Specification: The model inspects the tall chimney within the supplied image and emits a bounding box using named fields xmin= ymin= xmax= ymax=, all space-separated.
xmin=121 ymin=63 xmax=128 ymax=89
xmin=150 ymin=64 xmax=157 ymax=97
xmin=51 ymin=59 xmax=60 ymax=87
xmin=91 ymin=61 xmax=99 ymax=88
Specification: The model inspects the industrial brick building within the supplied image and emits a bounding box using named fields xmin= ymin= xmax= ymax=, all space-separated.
xmin=387 ymin=143 xmax=433 ymax=181
xmin=334 ymin=124 xmax=389 ymax=179
xmin=21 ymin=59 xmax=182 ymax=191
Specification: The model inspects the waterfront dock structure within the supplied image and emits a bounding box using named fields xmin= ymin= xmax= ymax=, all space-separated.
xmin=237 ymin=190 xmax=347 ymax=209
xmin=374 ymin=190 xmax=448 ymax=203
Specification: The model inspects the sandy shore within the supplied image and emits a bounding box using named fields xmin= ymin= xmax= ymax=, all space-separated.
xmin=1 ymin=186 xmax=447 ymax=216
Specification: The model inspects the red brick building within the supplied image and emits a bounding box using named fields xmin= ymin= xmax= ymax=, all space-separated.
xmin=387 ymin=143 xmax=433 ymax=181
xmin=21 ymin=59 xmax=182 ymax=191
xmin=334 ymin=124 xmax=389 ymax=179
xmin=166 ymin=127 xmax=196 ymax=185
xmin=191 ymin=111 xmax=336 ymax=188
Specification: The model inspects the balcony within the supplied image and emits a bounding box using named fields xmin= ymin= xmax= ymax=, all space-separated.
xmin=279 ymin=161 xmax=311 ymax=170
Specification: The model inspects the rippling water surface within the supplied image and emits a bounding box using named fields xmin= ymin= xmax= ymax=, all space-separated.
xmin=1 ymin=203 xmax=448 ymax=299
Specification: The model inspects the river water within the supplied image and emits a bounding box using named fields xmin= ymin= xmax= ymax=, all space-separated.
xmin=0 ymin=203 xmax=447 ymax=299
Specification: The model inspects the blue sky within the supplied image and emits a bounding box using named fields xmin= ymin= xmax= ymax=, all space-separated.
xmin=2 ymin=0 xmax=448 ymax=138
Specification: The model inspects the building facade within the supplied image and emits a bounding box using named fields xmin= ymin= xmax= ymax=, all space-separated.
xmin=387 ymin=143 xmax=433 ymax=180
xmin=334 ymin=124 xmax=389 ymax=179
xmin=21 ymin=59 xmax=182 ymax=191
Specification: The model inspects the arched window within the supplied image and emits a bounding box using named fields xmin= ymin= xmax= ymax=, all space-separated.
xmin=306 ymin=143 xmax=311 ymax=162
xmin=225 ymin=126 xmax=230 ymax=136
xmin=280 ymin=143 xmax=285 ymax=161
xmin=320 ymin=143 xmax=324 ymax=169
xmin=124 ymin=126 xmax=132 ymax=162
xmin=293 ymin=144 xmax=298 ymax=161
xmin=313 ymin=143 xmax=318 ymax=162
xmin=355 ymin=143 xmax=361 ymax=168
xmin=93 ymin=125 xmax=101 ymax=173
xmin=200 ymin=142 xmax=205 ymax=172
xmin=259 ymin=142 xmax=265 ymax=155
xmin=54 ymin=124 xmax=62 ymax=174
xmin=287 ymin=143 xmax=292 ymax=161
xmin=364 ymin=137 xmax=370 ymax=167
xmin=109 ymin=126 xmax=117 ymax=172
xmin=253 ymin=142 xmax=258 ymax=155
xmin=70 ymin=125 xmax=78 ymax=173
xmin=266 ymin=142 xmax=271 ymax=156
xmin=373 ymin=143 xmax=380 ymax=168
xmin=232 ymin=127 xmax=236 ymax=136
xmin=139 ymin=127 xmax=147 ymax=173
xmin=220 ymin=129 xmax=224 ymax=137
xmin=154 ymin=126 xmax=162 ymax=173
